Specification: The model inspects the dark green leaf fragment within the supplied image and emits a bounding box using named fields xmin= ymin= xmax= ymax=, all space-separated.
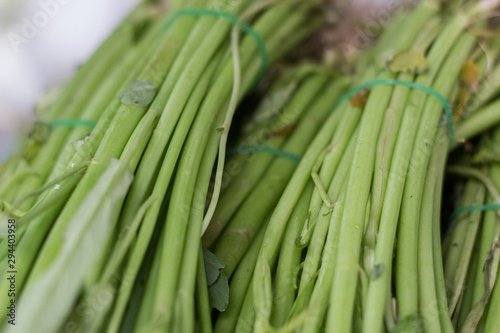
xmin=203 ymin=248 xmax=226 ymax=286
xmin=119 ymin=80 xmax=158 ymax=106
xmin=371 ymin=263 xmax=385 ymax=280
xmin=208 ymin=272 xmax=229 ymax=312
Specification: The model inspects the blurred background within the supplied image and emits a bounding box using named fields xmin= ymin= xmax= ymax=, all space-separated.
xmin=0 ymin=0 xmax=394 ymax=163
xmin=0 ymin=0 xmax=141 ymax=162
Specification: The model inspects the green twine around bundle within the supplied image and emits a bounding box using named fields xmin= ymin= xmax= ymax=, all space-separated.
xmin=228 ymin=145 xmax=301 ymax=163
xmin=449 ymin=203 xmax=500 ymax=222
xmin=333 ymin=79 xmax=455 ymax=144
xmin=31 ymin=120 xmax=96 ymax=144
xmin=49 ymin=120 xmax=96 ymax=129
xmin=163 ymin=9 xmax=268 ymax=83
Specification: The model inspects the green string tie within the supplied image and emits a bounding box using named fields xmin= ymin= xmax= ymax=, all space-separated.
xmin=228 ymin=145 xmax=301 ymax=163
xmin=164 ymin=9 xmax=268 ymax=83
xmin=449 ymin=203 xmax=500 ymax=222
xmin=49 ymin=120 xmax=96 ymax=129
xmin=333 ymin=79 xmax=455 ymax=145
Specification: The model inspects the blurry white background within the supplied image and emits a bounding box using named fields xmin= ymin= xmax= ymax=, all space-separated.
xmin=0 ymin=0 xmax=141 ymax=163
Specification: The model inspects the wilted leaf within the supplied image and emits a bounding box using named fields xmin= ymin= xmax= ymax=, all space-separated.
xmin=350 ymin=89 xmax=370 ymax=108
xmin=460 ymin=61 xmax=479 ymax=93
xmin=460 ymin=243 xmax=500 ymax=333
xmin=268 ymin=124 xmax=295 ymax=139
xmin=386 ymin=48 xmax=429 ymax=74
xmin=119 ymin=80 xmax=158 ymax=106
xmin=453 ymin=86 xmax=468 ymax=121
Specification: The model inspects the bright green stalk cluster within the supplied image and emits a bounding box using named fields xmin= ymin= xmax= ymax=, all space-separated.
xmin=0 ymin=0 xmax=322 ymax=332
xmin=204 ymin=71 xmax=350 ymax=277
xmin=197 ymin=66 xmax=351 ymax=332
xmin=229 ymin=1 xmax=500 ymax=332
xmin=440 ymin=127 xmax=500 ymax=333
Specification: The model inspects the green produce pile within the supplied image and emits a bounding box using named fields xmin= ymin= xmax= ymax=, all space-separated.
xmin=1 ymin=0 xmax=500 ymax=332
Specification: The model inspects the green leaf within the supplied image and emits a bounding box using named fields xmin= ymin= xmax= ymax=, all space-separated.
xmin=202 ymin=248 xmax=229 ymax=311
xmin=119 ymin=80 xmax=158 ymax=106
xmin=242 ymin=81 xmax=298 ymax=134
xmin=73 ymin=134 xmax=91 ymax=151
xmin=389 ymin=314 xmax=421 ymax=333
xmin=208 ymin=272 xmax=229 ymax=312
xmin=30 ymin=121 xmax=51 ymax=144
xmin=472 ymin=142 xmax=500 ymax=164
xmin=386 ymin=48 xmax=429 ymax=74
xmin=287 ymin=270 xmax=319 ymax=320
xmin=203 ymin=248 xmax=225 ymax=286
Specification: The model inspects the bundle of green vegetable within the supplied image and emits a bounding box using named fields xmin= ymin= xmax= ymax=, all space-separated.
xmin=197 ymin=65 xmax=349 ymax=332
xmin=0 ymin=0 xmax=323 ymax=332
xmin=441 ymin=126 xmax=500 ymax=333
xmin=200 ymin=1 xmax=500 ymax=332
xmin=3 ymin=0 xmax=500 ymax=332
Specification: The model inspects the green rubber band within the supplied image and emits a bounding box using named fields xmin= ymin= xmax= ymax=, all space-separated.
xmin=164 ymin=9 xmax=268 ymax=83
xmin=228 ymin=145 xmax=301 ymax=163
xmin=333 ymin=79 xmax=455 ymax=144
xmin=49 ymin=120 xmax=96 ymax=129
xmin=449 ymin=203 xmax=500 ymax=222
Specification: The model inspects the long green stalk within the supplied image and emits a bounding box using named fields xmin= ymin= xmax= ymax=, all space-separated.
xmin=215 ymin=221 xmax=267 ymax=333
xmin=172 ymin=72 xmax=230 ymax=331
xmin=271 ymin=182 xmax=314 ymax=327
xmin=196 ymin=246 xmax=213 ymax=333
xmin=431 ymin=130 xmax=455 ymax=333
xmin=417 ymin=126 xmax=448 ymax=333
